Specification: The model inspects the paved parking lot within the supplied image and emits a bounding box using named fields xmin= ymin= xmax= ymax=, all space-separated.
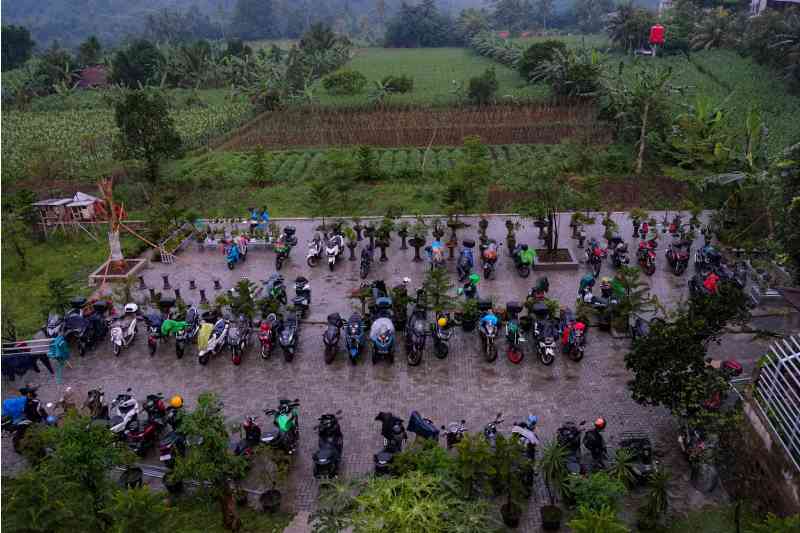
xmin=4 ymin=212 xmax=772 ymax=531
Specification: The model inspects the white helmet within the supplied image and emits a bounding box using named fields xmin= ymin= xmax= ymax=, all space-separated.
xmin=402 ymin=277 xmax=411 ymax=285
xmin=583 ymin=293 xmax=594 ymax=304
xmin=124 ymin=303 xmax=138 ymax=314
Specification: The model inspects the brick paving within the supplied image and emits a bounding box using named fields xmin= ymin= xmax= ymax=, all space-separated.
xmin=4 ymin=212 xmax=746 ymax=531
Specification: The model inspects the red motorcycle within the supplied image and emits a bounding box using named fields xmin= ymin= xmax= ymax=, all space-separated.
xmin=258 ymin=314 xmax=278 ymax=360
xmin=666 ymin=240 xmax=691 ymax=276
xmin=125 ymin=394 xmax=167 ymax=456
xmin=637 ymin=240 xmax=657 ymax=276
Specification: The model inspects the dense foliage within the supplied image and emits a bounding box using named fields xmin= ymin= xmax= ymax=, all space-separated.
xmin=2 ymin=25 xmax=35 ymax=71
xmin=518 ymin=40 xmax=568 ymax=81
xmin=322 ymin=69 xmax=368 ymax=95
xmin=384 ymin=0 xmax=458 ymax=48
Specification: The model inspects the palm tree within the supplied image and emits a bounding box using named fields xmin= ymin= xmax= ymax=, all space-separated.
xmin=771 ymin=11 xmax=800 ymax=83
xmin=691 ymin=8 xmax=738 ymax=50
xmin=605 ymin=2 xmax=653 ymax=51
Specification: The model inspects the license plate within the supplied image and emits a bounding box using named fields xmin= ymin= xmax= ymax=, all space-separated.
xmin=159 ymin=454 xmax=172 ymax=461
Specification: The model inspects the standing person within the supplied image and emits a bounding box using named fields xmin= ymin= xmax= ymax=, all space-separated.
xmin=249 ymin=207 xmax=260 ymax=233
xmin=260 ymin=206 xmax=270 ymax=230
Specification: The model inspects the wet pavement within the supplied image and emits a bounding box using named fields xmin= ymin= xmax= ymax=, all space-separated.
xmin=3 ymin=212 xmax=789 ymax=531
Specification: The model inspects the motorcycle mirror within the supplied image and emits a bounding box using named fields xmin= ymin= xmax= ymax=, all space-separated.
xmin=441 ymin=425 xmax=446 ymax=430
xmin=335 ymin=409 xmax=342 ymax=416
xmin=461 ymin=419 xmax=466 ymax=425
xmin=46 ymin=402 xmax=54 ymax=409
xmin=579 ymin=420 xmax=586 ymax=426
xmin=126 ymin=388 xmax=132 ymax=393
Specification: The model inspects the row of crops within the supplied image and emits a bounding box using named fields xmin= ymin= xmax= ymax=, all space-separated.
xmin=1 ymin=91 xmax=252 ymax=184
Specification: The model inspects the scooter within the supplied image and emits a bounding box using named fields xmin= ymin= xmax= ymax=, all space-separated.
xmin=557 ymin=421 xmax=585 ymax=475
xmin=263 ymin=274 xmax=287 ymax=305
xmin=63 ymin=298 xmax=109 ymax=356
xmin=637 ymin=240 xmax=657 ymax=276
xmin=477 ymin=299 xmax=498 ymax=363
xmin=306 ymin=233 xmax=324 ymax=267
xmin=374 ymin=412 xmax=407 ymax=475
xmin=694 ymin=244 xmax=722 ymax=273
xmin=228 ymin=315 xmax=252 ymax=366
xmin=174 ymin=306 xmax=200 ymax=359
xmin=441 ymin=420 xmax=467 ymax=449
xmin=480 ymin=240 xmax=500 ymax=279
xmin=326 ymin=233 xmax=344 ymax=271
xmin=512 ymin=244 xmax=534 ymax=278
xmin=109 ymin=389 xmax=140 ymax=437
xmin=44 ymin=310 xmax=64 ymax=338
xmin=505 ymin=301 xmax=525 ymax=364
xmin=226 ymin=242 xmax=241 ymax=270
xmin=360 ymin=245 xmax=374 ymax=280
xmin=233 ymin=415 xmax=265 ymax=457
xmin=110 ymin=303 xmax=139 ymax=357
xmin=293 ymin=277 xmax=311 ymax=319
xmin=313 ymin=411 xmax=344 ymax=479
xmin=483 ymin=412 xmax=504 ymax=449
xmin=535 ymin=318 xmax=558 ymax=366
xmin=370 ymin=297 xmax=396 ymax=364
xmin=585 ymin=238 xmax=605 ymax=277
xmin=405 ymin=303 xmax=428 ymax=366
xmin=431 ymin=313 xmax=452 ymax=359
xmin=666 ymin=239 xmax=691 ymax=276
xmin=262 ymin=399 xmax=300 ymax=455
xmin=198 ymin=315 xmax=230 ymax=365
xmin=559 ymin=308 xmax=586 ymax=362
xmin=258 ymin=314 xmax=279 ymax=360
xmin=344 ymin=313 xmax=366 ymax=364
xmin=2 ymin=393 xmax=49 ymax=452
xmin=456 ymin=240 xmax=475 ymax=282
xmin=274 ymin=226 xmax=297 ymax=271
xmin=608 ymin=235 xmax=629 ymax=269
xmin=83 ymin=387 xmax=109 ymax=421
xmin=124 ymin=395 xmax=167 ymax=456
xmin=408 ymin=411 xmax=440 ymax=441
xmin=144 ymin=312 xmax=164 ymax=357
xmin=278 ymin=313 xmax=299 ymax=362
xmin=323 ymin=313 xmax=344 ymax=364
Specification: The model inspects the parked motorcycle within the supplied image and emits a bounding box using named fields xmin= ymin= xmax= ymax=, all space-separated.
xmin=109 ymin=389 xmax=140 ymax=437
xmin=233 ymin=415 xmax=265 ymax=457
xmin=608 ymin=235 xmax=629 ymax=269
xmin=559 ymin=308 xmax=586 ymax=362
xmin=431 ymin=313 xmax=452 ymax=359
xmin=144 ymin=312 xmax=164 ymax=357
xmin=427 ymin=242 xmax=446 ymax=271
xmin=110 ymin=303 xmax=139 ymax=357
xmin=618 ymin=431 xmax=658 ymax=484
xmin=483 ymin=412 xmax=504 ymax=449
xmin=408 ymin=410 xmax=440 ymax=441
xmin=344 ymin=313 xmax=366 ymax=364
xmin=694 ymin=244 xmax=722 ymax=273
xmin=323 ymin=313 xmax=344 ymax=364
xmin=326 ymin=233 xmax=344 ymax=271
xmin=556 ymin=421 xmax=585 ymax=475
xmin=405 ymin=302 xmax=428 ymax=366
xmin=226 ymin=242 xmax=241 ymax=270
xmin=360 ymin=245 xmax=374 ymax=279
xmin=512 ymin=243 xmax=534 ymax=278
xmin=263 ymin=274 xmax=288 ymax=305
xmin=174 ymin=306 xmax=200 ymax=359
xmin=63 ymin=298 xmax=109 ymax=356
xmin=666 ymin=240 xmax=691 ymax=276
xmin=531 ymin=302 xmax=556 ymax=365
xmin=313 ymin=411 xmax=344 ymax=479
xmin=228 ymin=315 xmax=252 ymax=366
xmin=278 ymin=313 xmax=299 ymax=362
xmin=456 ymin=240 xmax=476 ymax=281
xmin=274 ymin=226 xmax=297 ymax=270
xmin=505 ymin=301 xmax=525 ymax=364
xmin=477 ymin=299 xmax=498 ymax=363
xmin=370 ymin=297 xmax=396 ymax=364
xmin=374 ymin=411 xmax=407 ymax=475
xmin=293 ymin=276 xmax=311 ymax=319
xmin=480 ymin=240 xmax=500 ymax=279
xmin=2 ymin=391 xmax=49 ymax=451
xmin=258 ymin=314 xmax=279 ymax=360
xmin=306 ymin=233 xmax=324 ymax=267
xmin=585 ymin=237 xmax=605 ymax=277
xmin=83 ymin=387 xmax=109 ymax=421
xmin=262 ymin=399 xmax=300 ymax=455
xmin=198 ymin=313 xmax=229 ymax=365
xmin=124 ymin=394 xmax=168 ymax=456
xmin=44 ymin=310 xmax=64 ymax=338
xmin=441 ymin=419 xmax=467 ymax=449
xmin=678 ymin=423 xmax=719 ymax=493
xmin=637 ymin=240 xmax=657 ymax=276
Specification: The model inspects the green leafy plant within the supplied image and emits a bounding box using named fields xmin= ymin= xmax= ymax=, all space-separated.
xmin=381 ymin=74 xmax=414 ymax=94
xmin=322 ymin=69 xmax=367 ymax=95
xmin=565 ymin=472 xmax=627 ymax=512
xmin=392 ymin=438 xmax=455 ymax=477
xmin=745 ymin=512 xmax=800 ymax=533
xmin=452 ymin=433 xmax=496 ymax=499
xmin=423 ymin=267 xmax=457 ymax=314
xmin=467 ymin=67 xmax=498 ymax=105
xmin=105 ymin=486 xmax=169 ymax=533
xmin=568 ymin=504 xmax=630 ymax=533
xmin=606 ymin=448 xmax=637 ymax=488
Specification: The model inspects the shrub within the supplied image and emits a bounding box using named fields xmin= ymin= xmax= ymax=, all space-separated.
xmin=322 ymin=69 xmax=368 ymax=95
xmin=518 ymin=40 xmax=568 ymax=81
xmin=467 ymin=67 xmax=498 ymax=105
xmin=565 ymin=472 xmax=627 ymax=512
xmin=381 ymin=74 xmax=414 ymax=93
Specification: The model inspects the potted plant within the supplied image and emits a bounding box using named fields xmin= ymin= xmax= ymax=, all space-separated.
xmin=460 ymin=298 xmax=480 ymax=332
xmin=397 ymin=220 xmax=410 ymax=250
xmin=254 ymin=446 xmax=291 ymax=513
xmin=504 ymin=219 xmax=518 ymax=253
xmin=344 ymin=226 xmax=358 ymax=261
xmin=364 ymin=222 xmax=376 ymax=248
xmin=601 ymin=211 xmax=619 ymax=241
xmin=376 ymin=216 xmax=395 ymax=262
xmin=492 ymin=434 xmax=531 ymax=528
xmin=352 ymin=217 xmax=364 ymax=241
xmin=629 ymin=208 xmax=648 ymax=239
xmin=409 ymin=217 xmax=428 ymax=263
xmin=431 ymin=217 xmax=445 ymax=241
xmin=478 ymin=217 xmax=490 ymax=242
xmin=538 ymin=439 xmax=569 ymax=530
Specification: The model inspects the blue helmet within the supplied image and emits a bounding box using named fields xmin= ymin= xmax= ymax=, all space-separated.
xmin=46 ymin=415 xmax=58 ymax=426
xmin=527 ymin=415 xmax=538 ymax=427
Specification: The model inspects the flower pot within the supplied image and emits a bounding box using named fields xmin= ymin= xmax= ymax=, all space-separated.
xmin=260 ymin=489 xmax=282 ymax=513
xmin=540 ymin=505 xmax=562 ymax=530
xmin=501 ymin=502 xmax=522 ymax=528
xmin=461 ymin=317 xmax=477 ymax=332
xmin=347 ymin=242 xmax=357 ymax=261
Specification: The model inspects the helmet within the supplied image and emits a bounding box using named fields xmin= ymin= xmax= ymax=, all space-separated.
xmin=601 ymin=277 xmax=610 ymax=284
xmin=170 ymin=395 xmax=184 ymax=409
xmin=521 ymin=244 xmax=528 ymax=251
xmin=124 ymin=303 xmax=138 ymax=314
xmin=46 ymin=415 xmax=58 ymax=426
xmin=594 ymin=418 xmax=606 ymax=430
xmin=527 ymin=415 xmax=538 ymax=427
xmin=403 ymin=277 xmax=411 ymax=285
xmin=469 ymin=273 xmax=480 ymax=285
xmin=437 ymin=317 xmax=448 ymax=328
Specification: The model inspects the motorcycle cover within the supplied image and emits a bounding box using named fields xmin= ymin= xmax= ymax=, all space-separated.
xmin=64 ymin=314 xmax=89 ymax=335
xmin=519 ymin=248 xmax=535 ymax=265
xmin=161 ymin=319 xmax=188 ymax=336
xmin=48 ymin=335 xmax=70 ymax=362
xmin=226 ymin=244 xmax=240 ymax=263
xmin=511 ymin=425 xmax=539 ymax=446
xmin=145 ymin=313 xmax=164 ymax=330
xmin=197 ymin=323 xmax=214 ymax=351
xmin=370 ymin=317 xmax=395 ymax=342
xmin=408 ymin=411 xmax=439 ymax=439
xmin=2 ymin=397 xmax=27 ymax=423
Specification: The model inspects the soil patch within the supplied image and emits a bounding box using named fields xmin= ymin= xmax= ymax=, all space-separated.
xmin=536 ymin=249 xmax=574 ymax=262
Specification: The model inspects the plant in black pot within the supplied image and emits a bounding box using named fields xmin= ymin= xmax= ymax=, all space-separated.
xmin=352 ymin=217 xmax=364 ymax=241
xmin=478 ymin=217 xmax=490 ymax=242
xmin=376 ymin=216 xmax=395 ymax=262
xmin=364 ymin=222 xmax=377 ymax=248
xmin=422 ymin=267 xmax=456 ymax=318
xmin=254 ymin=446 xmax=291 ymax=514
xmin=431 ymin=217 xmax=446 ymax=241
xmin=343 ymin=226 xmax=358 ymax=261
xmin=629 ymin=208 xmax=648 ymax=239
xmin=397 ymin=220 xmax=410 ymax=250
xmin=492 ymin=433 xmax=532 ymax=528
xmin=538 ymin=439 xmax=569 ymax=530
xmin=459 ymin=298 xmax=480 ymax=332
xmin=446 ymin=214 xmax=470 ymax=259
xmin=409 ymin=216 xmax=428 ymax=263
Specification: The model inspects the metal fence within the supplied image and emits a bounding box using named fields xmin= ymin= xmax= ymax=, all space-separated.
xmin=753 ymin=335 xmax=800 ymax=472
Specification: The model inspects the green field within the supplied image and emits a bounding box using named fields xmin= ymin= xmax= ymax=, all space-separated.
xmin=511 ymin=33 xmax=611 ymax=49
xmin=1 ymin=89 xmax=253 ymax=185
xmin=312 ymin=47 xmax=548 ymax=106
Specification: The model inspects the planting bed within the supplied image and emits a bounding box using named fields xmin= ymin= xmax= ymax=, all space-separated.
xmin=218 ymin=102 xmax=610 ymax=150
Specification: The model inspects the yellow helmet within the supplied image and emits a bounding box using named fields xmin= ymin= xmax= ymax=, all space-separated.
xmin=170 ymin=395 xmax=184 ymax=409
xmin=437 ymin=317 xmax=448 ymax=328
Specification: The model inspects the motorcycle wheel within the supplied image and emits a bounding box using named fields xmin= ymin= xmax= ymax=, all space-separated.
xmin=276 ymin=257 xmax=283 ymax=270
xmin=372 ymin=346 xmax=379 ymax=364
xmin=227 ymin=262 xmax=235 ymax=270
xmin=569 ymin=345 xmax=584 ymax=362
xmin=198 ymin=353 xmax=210 ymax=365
xmin=232 ymin=349 xmax=242 ymax=366
xmin=113 ymin=343 xmax=122 ymax=357
xmin=324 ymin=344 xmax=336 ymax=364
xmin=360 ymin=263 xmax=369 ymax=279
xmin=407 ymin=347 xmax=423 ymax=366
xmin=307 ymin=256 xmax=318 ymax=268
xmin=484 ymin=339 xmax=498 ymax=363
xmin=592 ymin=261 xmax=601 ymax=277
xmin=176 ymin=342 xmax=184 ymax=359
xmin=260 ymin=343 xmax=272 ymax=360
xmin=79 ymin=340 xmax=87 ymax=357
xmin=539 ymin=349 xmax=555 ymax=366
xmin=329 ymin=261 xmax=335 ymax=272
xmin=676 ymin=263 xmax=686 ymax=276
xmin=148 ymin=340 xmax=157 ymax=356
xmin=434 ymin=341 xmax=448 ymax=359
xmin=387 ymin=348 xmax=395 ymax=365
xmin=484 ymin=265 xmax=492 ymax=280
xmin=646 ymin=262 xmax=656 ymax=276
xmin=507 ymin=346 xmax=524 ymax=364
xmin=283 ymin=346 xmax=294 ymax=363
xmin=519 ymin=265 xmax=531 ymax=278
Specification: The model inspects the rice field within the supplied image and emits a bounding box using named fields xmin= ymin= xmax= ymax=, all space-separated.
xmin=510 ymin=33 xmax=611 ymax=49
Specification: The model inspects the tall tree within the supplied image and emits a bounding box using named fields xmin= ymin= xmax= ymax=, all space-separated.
xmin=605 ymin=2 xmax=656 ymax=52
xmin=574 ymin=0 xmax=615 ymax=33
xmin=110 ymin=39 xmax=164 ymax=88
xmin=113 ymin=90 xmax=182 ymax=182
xmin=537 ymin=0 xmax=555 ymax=30
xmin=77 ymin=35 xmax=102 ymax=66
xmin=231 ymin=0 xmax=277 ymax=40
xmin=2 ymin=25 xmax=36 ymax=71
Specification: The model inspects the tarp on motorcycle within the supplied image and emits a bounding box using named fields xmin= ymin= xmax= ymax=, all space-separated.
xmin=408 ymin=411 xmax=439 ymax=439
xmin=197 ymin=323 xmax=213 ymax=351
xmin=64 ymin=314 xmax=89 ymax=334
xmin=48 ymin=336 xmax=70 ymax=362
xmin=145 ymin=313 xmax=164 ymax=329
xmin=161 ymin=319 xmax=187 ymax=336
xmin=370 ymin=317 xmax=395 ymax=340
xmin=2 ymin=397 xmax=27 ymax=423
xmin=511 ymin=425 xmax=539 ymax=446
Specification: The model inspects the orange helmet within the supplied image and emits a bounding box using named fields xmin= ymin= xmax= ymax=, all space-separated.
xmin=594 ymin=418 xmax=606 ymax=430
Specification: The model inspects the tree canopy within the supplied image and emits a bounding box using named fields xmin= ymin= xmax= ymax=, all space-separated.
xmin=2 ymin=25 xmax=35 ymax=71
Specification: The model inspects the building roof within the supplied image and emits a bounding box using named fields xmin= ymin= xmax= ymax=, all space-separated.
xmin=76 ymin=66 xmax=109 ymax=89
xmin=32 ymin=198 xmax=71 ymax=207
xmin=66 ymin=191 xmax=100 ymax=207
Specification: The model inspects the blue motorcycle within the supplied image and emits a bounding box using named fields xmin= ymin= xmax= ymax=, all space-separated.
xmin=226 ymin=243 xmax=240 ymax=270
xmin=344 ymin=313 xmax=366 ymax=364
xmin=369 ymin=297 xmax=395 ymax=364
xmin=456 ymin=239 xmax=476 ymax=282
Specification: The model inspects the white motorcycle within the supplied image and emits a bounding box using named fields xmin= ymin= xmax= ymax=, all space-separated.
xmin=110 ymin=303 xmax=139 ymax=357
xmin=326 ymin=234 xmax=344 ymax=271
xmin=109 ymin=389 xmax=140 ymax=436
xmin=306 ymin=233 xmax=324 ymax=268
xmin=198 ymin=317 xmax=229 ymax=365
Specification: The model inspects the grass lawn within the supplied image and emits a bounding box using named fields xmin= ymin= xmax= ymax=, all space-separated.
xmin=165 ymin=497 xmax=293 ymax=533
xmin=312 ymin=47 xmax=548 ymax=106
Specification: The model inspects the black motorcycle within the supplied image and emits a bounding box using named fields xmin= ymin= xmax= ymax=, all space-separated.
xmin=262 ymin=399 xmax=300 ymax=455
xmin=263 ymin=274 xmax=288 ymax=306
xmin=556 ymin=421 xmax=585 ymax=475
xmin=144 ymin=312 xmax=164 ymax=357
xmin=477 ymin=299 xmax=498 ymax=363
xmin=323 ymin=313 xmax=344 ymax=364
xmin=405 ymin=303 xmax=428 ymax=366
xmin=2 ymin=392 xmax=48 ymax=452
xmin=44 ymin=309 xmax=65 ymax=338
xmin=360 ymin=245 xmax=374 ymax=280
xmin=278 ymin=314 xmax=299 ymax=362
xmin=441 ymin=420 xmax=467 ymax=449
xmin=483 ymin=412 xmax=504 ymax=449
xmin=228 ymin=315 xmax=252 ymax=366
xmin=313 ymin=411 xmax=344 ymax=479
xmin=63 ymin=298 xmax=109 ymax=356
xmin=274 ymin=226 xmax=298 ymax=271
xmin=694 ymin=244 xmax=722 ymax=273
xmin=374 ymin=412 xmax=407 ymax=475
xmin=344 ymin=313 xmax=365 ymax=365
xmin=431 ymin=313 xmax=452 ymax=359
xmin=175 ymin=306 xmax=200 ymax=359
xmin=608 ymin=235 xmax=629 ymax=269
xmin=618 ymin=431 xmax=658 ymax=484
xmin=531 ymin=303 xmax=557 ymax=366
xmin=293 ymin=277 xmax=311 ymax=319
xmin=456 ymin=239 xmax=476 ymax=282
xmin=666 ymin=240 xmax=691 ymax=276
xmin=408 ymin=411 xmax=440 ymax=441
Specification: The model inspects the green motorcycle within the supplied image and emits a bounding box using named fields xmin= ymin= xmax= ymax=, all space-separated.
xmin=262 ymin=399 xmax=300 ymax=455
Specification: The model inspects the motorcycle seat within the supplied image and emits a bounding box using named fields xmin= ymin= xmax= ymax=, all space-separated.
xmin=314 ymin=444 xmax=339 ymax=464
xmin=374 ymin=451 xmax=393 ymax=465
xmin=261 ymin=428 xmax=280 ymax=445
xmin=408 ymin=411 xmax=440 ymax=439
